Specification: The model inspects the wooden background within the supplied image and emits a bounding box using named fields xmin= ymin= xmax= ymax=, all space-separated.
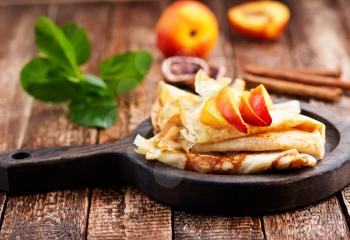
xmin=1 ymin=0 xmax=350 ymax=239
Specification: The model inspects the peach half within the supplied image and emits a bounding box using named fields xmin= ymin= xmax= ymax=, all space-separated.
xmin=227 ymin=1 xmax=290 ymax=40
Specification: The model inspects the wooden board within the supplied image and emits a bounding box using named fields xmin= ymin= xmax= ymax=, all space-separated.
xmin=0 ymin=103 xmax=349 ymax=214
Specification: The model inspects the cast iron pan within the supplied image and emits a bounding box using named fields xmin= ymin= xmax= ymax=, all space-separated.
xmin=0 ymin=102 xmax=349 ymax=214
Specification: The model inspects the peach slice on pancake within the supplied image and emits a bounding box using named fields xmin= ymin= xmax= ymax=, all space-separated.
xmin=216 ymin=87 xmax=248 ymax=133
xmin=240 ymin=84 xmax=272 ymax=126
xmin=249 ymin=84 xmax=273 ymax=125
xmin=200 ymin=97 xmax=230 ymax=129
xmin=240 ymin=91 xmax=267 ymax=126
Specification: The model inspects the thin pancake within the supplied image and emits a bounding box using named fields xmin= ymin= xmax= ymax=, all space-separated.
xmin=191 ymin=129 xmax=324 ymax=158
xmin=134 ymin=135 xmax=317 ymax=174
xmin=151 ymin=81 xmax=200 ymax=132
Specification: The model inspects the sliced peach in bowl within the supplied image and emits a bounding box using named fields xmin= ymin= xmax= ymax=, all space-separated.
xmin=216 ymin=87 xmax=248 ymax=133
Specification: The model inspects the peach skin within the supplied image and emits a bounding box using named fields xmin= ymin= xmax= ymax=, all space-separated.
xmin=240 ymin=91 xmax=268 ymax=126
xmin=156 ymin=1 xmax=219 ymax=57
xmin=216 ymin=87 xmax=248 ymax=133
xmin=249 ymin=85 xmax=273 ymax=126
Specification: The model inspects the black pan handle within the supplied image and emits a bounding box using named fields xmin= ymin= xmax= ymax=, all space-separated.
xmin=0 ymin=118 xmax=152 ymax=194
xmin=0 ymin=138 xmax=130 ymax=193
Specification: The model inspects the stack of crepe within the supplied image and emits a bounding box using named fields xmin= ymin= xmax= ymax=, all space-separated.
xmin=134 ymin=71 xmax=325 ymax=174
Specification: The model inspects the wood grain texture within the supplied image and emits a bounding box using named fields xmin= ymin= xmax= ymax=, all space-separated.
xmin=172 ymin=1 xmax=264 ymax=239
xmin=264 ymin=198 xmax=350 ymax=239
xmin=0 ymin=4 xmax=47 ymax=236
xmin=1 ymin=189 xmax=90 ymax=239
xmin=0 ymin=5 xmax=42 ymax=157
xmin=341 ymin=189 xmax=350 ymax=226
xmin=174 ymin=211 xmax=263 ymax=240
xmin=287 ymin=0 xmax=350 ymax=74
xmin=0 ymin=3 xmax=105 ymax=239
xmin=88 ymin=187 xmax=171 ymax=240
xmin=261 ymin=0 xmax=350 ymax=239
xmin=88 ymin=2 xmax=172 ymax=239
xmin=0 ymin=0 xmax=152 ymax=6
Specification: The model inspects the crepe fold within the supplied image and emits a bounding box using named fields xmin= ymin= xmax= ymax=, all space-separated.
xmin=135 ymin=73 xmax=326 ymax=174
xmin=135 ymin=135 xmax=317 ymax=174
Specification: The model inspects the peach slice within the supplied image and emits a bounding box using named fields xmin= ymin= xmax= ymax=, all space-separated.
xmin=216 ymin=87 xmax=248 ymax=133
xmin=249 ymin=84 xmax=273 ymax=126
xmin=227 ymin=1 xmax=290 ymax=40
xmin=200 ymin=97 xmax=230 ymax=128
xmin=240 ymin=91 xmax=267 ymax=126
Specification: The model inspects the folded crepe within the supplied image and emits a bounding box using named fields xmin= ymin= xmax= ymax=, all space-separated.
xmin=135 ymin=135 xmax=317 ymax=174
xmin=135 ymin=71 xmax=325 ymax=174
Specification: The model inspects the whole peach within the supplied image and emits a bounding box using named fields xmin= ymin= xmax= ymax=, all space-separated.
xmin=156 ymin=1 xmax=219 ymax=58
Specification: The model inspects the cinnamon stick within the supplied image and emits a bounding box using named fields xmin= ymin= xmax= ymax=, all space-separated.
xmin=277 ymin=67 xmax=342 ymax=78
xmin=244 ymin=64 xmax=350 ymax=90
xmin=243 ymin=73 xmax=342 ymax=102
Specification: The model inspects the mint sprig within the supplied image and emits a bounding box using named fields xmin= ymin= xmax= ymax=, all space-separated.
xmin=20 ymin=16 xmax=152 ymax=128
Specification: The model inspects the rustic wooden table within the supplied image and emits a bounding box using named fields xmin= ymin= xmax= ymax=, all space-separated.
xmin=1 ymin=0 xmax=350 ymax=239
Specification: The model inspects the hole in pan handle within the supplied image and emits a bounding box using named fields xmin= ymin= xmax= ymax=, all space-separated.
xmin=0 ymin=134 xmax=136 ymax=194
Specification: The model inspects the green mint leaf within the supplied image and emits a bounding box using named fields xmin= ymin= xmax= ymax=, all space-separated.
xmin=99 ymin=51 xmax=152 ymax=94
xmin=83 ymin=74 xmax=107 ymax=88
xmin=61 ymin=23 xmax=91 ymax=65
xmin=21 ymin=17 xmax=150 ymax=129
xmin=69 ymin=95 xmax=117 ymax=128
xmin=80 ymin=74 xmax=111 ymax=97
xmin=35 ymin=16 xmax=80 ymax=77
xmin=20 ymin=57 xmax=77 ymax=102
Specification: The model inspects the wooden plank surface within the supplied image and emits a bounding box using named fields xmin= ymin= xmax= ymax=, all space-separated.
xmin=87 ymin=2 xmax=172 ymax=239
xmin=264 ymin=198 xmax=349 ymax=239
xmin=0 ymin=3 xmax=104 ymax=239
xmin=174 ymin=211 xmax=263 ymax=240
xmin=0 ymin=0 xmax=350 ymax=239
xmin=0 ymin=4 xmax=45 ymax=231
xmin=0 ymin=0 xmax=151 ymax=6
xmin=0 ymin=4 xmax=46 ymax=238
